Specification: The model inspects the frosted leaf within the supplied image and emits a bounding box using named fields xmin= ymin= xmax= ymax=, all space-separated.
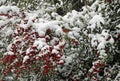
xmin=101 ymin=30 xmax=109 ymax=39
xmin=114 ymin=71 xmax=120 ymax=81
xmin=91 ymin=37 xmax=98 ymax=47
xmin=26 ymin=48 xmax=30 ymax=54
xmin=51 ymin=12 xmax=58 ymax=17
xmin=116 ymin=24 xmax=120 ymax=28
xmin=99 ymin=50 xmax=107 ymax=59
xmin=117 ymin=8 xmax=120 ymax=13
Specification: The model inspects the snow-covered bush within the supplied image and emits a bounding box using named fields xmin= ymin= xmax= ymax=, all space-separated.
xmin=0 ymin=4 xmax=65 ymax=81
xmin=0 ymin=0 xmax=120 ymax=81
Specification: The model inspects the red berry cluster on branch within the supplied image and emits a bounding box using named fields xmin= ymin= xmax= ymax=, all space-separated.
xmin=0 ymin=8 xmax=66 ymax=80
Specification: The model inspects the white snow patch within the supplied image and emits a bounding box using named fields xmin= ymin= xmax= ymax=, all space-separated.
xmin=4 ymin=51 xmax=14 ymax=55
xmin=23 ymin=56 xmax=29 ymax=63
xmin=52 ymin=49 xmax=59 ymax=54
xmin=87 ymin=14 xmax=104 ymax=31
xmin=33 ymin=38 xmax=46 ymax=50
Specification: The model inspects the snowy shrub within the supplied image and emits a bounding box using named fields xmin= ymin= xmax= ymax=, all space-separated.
xmin=0 ymin=0 xmax=120 ymax=81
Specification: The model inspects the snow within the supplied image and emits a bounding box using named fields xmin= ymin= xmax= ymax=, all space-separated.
xmin=0 ymin=20 xmax=9 ymax=28
xmin=41 ymin=45 xmax=49 ymax=52
xmin=72 ymin=31 xmax=80 ymax=38
xmin=72 ymin=27 xmax=81 ymax=32
xmin=99 ymin=50 xmax=107 ymax=59
xmin=26 ymin=48 xmax=30 ymax=54
xmin=33 ymin=38 xmax=46 ymax=50
xmin=7 ymin=44 xmax=12 ymax=51
xmin=116 ymin=24 xmax=120 ymax=28
xmin=101 ymin=30 xmax=109 ymax=38
xmin=52 ymin=49 xmax=59 ymax=54
xmin=55 ymin=27 xmax=63 ymax=36
xmin=54 ymin=46 xmax=60 ymax=50
xmin=91 ymin=0 xmax=105 ymax=11
xmin=61 ymin=10 xmax=84 ymax=28
xmin=97 ymin=42 xmax=105 ymax=50
xmin=82 ymin=6 xmax=90 ymax=13
xmin=33 ymin=20 xmax=61 ymax=36
xmin=23 ymin=56 xmax=29 ymax=63
xmin=101 ymin=30 xmax=114 ymax=44
xmin=38 ymin=31 xmax=45 ymax=37
xmin=91 ymin=0 xmax=99 ymax=10
xmin=0 ymin=0 xmax=6 ymax=4
xmin=0 ymin=1 xmax=119 ymax=81
xmin=97 ymin=35 xmax=105 ymax=43
xmin=0 ymin=25 xmax=13 ymax=37
xmin=0 ymin=6 xmax=19 ymax=14
xmin=63 ymin=54 xmax=75 ymax=65
xmin=91 ymin=36 xmax=98 ymax=47
xmin=51 ymin=12 xmax=58 ymax=18
xmin=5 ymin=76 xmax=14 ymax=81
xmin=26 ymin=13 xmax=38 ymax=21
xmin=10 ymin=6 xmax=20 ymax=14
xmin=13 ymin=38 xmax=21 ymax=44
xmin=117 ymin=8 xmax=120 ymax=13
xmin=50 ymin=37 xmax=59 ymax=46
xmin=4 ymin=51 xmax=14 ymax=55
xmin=114 ymin=71 xmax=120 ymax=81
xmin=58 ymin=39 xmax=66 ymax=46
xmin=19 ymin=20 xmax=33 ymax=29
xmin=68 ymin=32 xmax=76 ymax=39
xmin=107 ymin=37 xmax=114 ymax=44
xmin=87 ymin=13 xmax=104 ymax=31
